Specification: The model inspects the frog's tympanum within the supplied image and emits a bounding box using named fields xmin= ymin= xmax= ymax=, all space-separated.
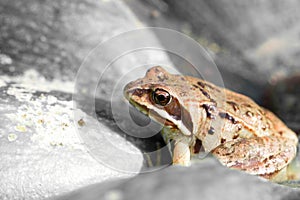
xmin=124 ymin=66 xmax=298 ymax=181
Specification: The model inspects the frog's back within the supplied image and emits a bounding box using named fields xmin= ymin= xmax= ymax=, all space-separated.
xmin=185 ymin=75 xmax=297 ymax=143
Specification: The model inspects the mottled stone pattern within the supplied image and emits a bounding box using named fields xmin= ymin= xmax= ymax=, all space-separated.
xmin=0 ymin=0 xmax=135 ymax=79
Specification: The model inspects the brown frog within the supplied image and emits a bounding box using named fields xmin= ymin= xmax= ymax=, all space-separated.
xmin=123 ymin=66 xmax=298 ymax=181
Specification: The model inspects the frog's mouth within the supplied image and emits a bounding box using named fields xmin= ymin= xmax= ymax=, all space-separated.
xmin=128 ymin=99 xmax=149 ymax=116
xmin=128 ymin=99 xmax=176 ymax=128
xmin=127 ymin=98 xmax=192 ymax=137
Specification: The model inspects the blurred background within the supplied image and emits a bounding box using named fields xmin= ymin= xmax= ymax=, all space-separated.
xmin=0 ymin=0 xmax=300 ymax=199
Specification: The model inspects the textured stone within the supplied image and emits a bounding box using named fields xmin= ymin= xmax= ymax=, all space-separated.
xmin=164 ymin=0 xmax=300 ymax=79
xmin=0 ymin=67 xmax=143 ymax=200
xmin=263 ymin=74 xmax=300 ymax=133
xmin=52 ymin=159 xmax=300 ymax=200
xmin=0 ymin=0 xmax=148 ymax=199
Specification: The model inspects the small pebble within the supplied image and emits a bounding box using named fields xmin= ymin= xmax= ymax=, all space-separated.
xmin=103 ymin=189 xmax=123 ymax=200
xmin=0 ymin=53 xmax=12 ymax=65
xmin=15 ymin=125 xmax=27 ymax=132
xmin=78 ymin=118 xmax=86 ymax=127
xmin=8 ymin=133 xmax=17 ymax=142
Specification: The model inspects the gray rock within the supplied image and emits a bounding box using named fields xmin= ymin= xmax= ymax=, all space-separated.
xmin=164 ymin=0 xmax=300 ymax=82
xmin=263 ymin=75 xmax=300 ymax=132
xmin=0 ymin=65 xmax=143 ymax=200
xmin=52 ymin=159 xmax=300 ymax=200
xmin=0 ymin=0 xmax=151 ymax=199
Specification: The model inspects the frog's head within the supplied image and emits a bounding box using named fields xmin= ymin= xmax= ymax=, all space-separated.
xmin=124 ymin=66 xmax=205 ymax=137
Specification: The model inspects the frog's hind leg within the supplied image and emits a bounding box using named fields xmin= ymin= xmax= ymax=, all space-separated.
xmin=212 ymin=136 xmax=297 ymax=181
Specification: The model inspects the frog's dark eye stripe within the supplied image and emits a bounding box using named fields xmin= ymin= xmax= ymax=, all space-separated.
xmin=152 ymin=89 xmax=171 ymax=106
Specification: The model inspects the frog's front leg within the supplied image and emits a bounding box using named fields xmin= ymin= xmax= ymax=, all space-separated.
xmin=212 ymin=135 xmax=297 ymax=179
xmin=172 ymin=139 xmax=191 ymax=166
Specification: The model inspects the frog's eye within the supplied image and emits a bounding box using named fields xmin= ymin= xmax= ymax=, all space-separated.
xmin=152 ymin=89 xmax=171 ymax=106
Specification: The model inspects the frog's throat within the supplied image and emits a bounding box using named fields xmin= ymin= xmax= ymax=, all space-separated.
xmin=129 ymin=99 xmax=192 ymax=136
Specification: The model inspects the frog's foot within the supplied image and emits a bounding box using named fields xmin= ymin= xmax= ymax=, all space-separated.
xmin=172 ymin=140 xmax=191 ymax=166
xmin=212 ymin=136 xmax=297 ymax=180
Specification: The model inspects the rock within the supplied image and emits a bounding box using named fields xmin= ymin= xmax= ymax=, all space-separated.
xmin=0 ymin=0 xmax=153 ymax=199
xmin=263 ymin=74 xmax=300 ymax=133
xmin=0 ymin=68 xmax=143 ymax=199
xmin=162 ymin=0 xmax=300 ymax=102
xmin=52 ymin=158 xmax=300 ymax=200
xmin=0 ymin=0 xmax=138 ymax=79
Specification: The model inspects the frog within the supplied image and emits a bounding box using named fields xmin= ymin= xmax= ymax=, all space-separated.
xmin=123 ymin=66 xmax=298 ymax=181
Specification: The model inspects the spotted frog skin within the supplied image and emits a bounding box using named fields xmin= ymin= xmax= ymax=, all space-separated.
xmin=124 ymin=66 xmax=298 ymax=180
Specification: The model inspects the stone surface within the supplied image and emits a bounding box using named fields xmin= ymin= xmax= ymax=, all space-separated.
xmin=52 ymin=159 xmax=300 ymax=200
xmin=0 ymin=62 xmax=143 ymax=200
xmin=0 ymin=0 xmax=148 ymax=199
xmin=162 ymin=0 xmax=300 ymax=102
xmin=263 ymin=74 xmax=300 ymax=133
xmin=0 ymin=0 xmax=138 ymax=79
